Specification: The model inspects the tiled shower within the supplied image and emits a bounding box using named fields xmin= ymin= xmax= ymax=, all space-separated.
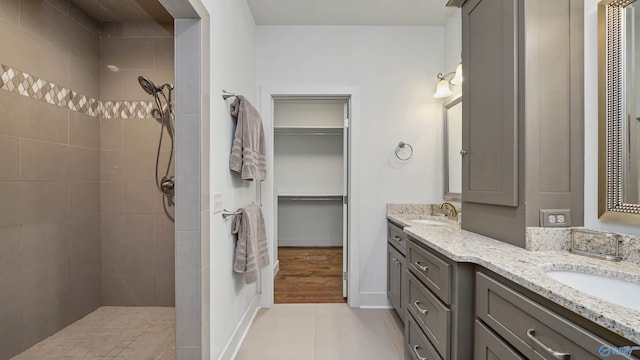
xmin=0 ymin=1 xmax=175 ymax=359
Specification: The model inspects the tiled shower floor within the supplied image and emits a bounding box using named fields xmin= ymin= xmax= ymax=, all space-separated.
xmin=11 ymin=307 xmax=175 ymax=360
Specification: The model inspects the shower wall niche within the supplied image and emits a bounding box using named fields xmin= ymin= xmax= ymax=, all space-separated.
xmin=0 ymin=2 xmax=175 ymax=359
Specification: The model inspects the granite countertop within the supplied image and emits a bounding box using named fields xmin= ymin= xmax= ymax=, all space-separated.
xmin=387 ymin=213 xmax=640 ymax=345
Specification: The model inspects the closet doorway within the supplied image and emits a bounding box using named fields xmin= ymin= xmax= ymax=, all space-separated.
xmin=273 ymin=97 xmax=349 ymax=303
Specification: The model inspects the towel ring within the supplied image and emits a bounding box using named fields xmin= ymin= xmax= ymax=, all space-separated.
xmin=395 ymin=141 xmax=413 ymax=161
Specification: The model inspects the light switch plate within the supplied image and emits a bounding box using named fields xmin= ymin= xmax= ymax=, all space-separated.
xmin=213 ymin=192 xmax=223 ymax=213
xmin=540 ymin=209 xmax=571 ymax=227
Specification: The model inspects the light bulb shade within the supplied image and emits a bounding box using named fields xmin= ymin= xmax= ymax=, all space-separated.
xmin=433 ymin=79 xmax=453 ymax=98
xmin=451 ymin=63 xmax=463 ymax=85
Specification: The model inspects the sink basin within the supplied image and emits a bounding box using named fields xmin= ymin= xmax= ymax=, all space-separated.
xmin=410 ymin=219 xmax=447 ymax=226
xmin=546 ymin=270 xmax=640 ymax=311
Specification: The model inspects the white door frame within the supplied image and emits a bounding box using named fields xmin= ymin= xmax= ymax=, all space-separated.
xmin=258 ymin=85 xmax=361 ymax=308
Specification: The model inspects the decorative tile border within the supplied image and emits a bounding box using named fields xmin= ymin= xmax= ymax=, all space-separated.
xmin=0 ymin=64 xmax=153 ymax=119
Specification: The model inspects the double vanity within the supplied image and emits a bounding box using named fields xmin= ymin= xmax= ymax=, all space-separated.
xmin=386 ymin=207 xmax=640 ymax=360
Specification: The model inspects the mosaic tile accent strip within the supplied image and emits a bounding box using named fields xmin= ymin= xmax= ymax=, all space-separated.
xmin=0 ymin=64 xmax=153 ymax=119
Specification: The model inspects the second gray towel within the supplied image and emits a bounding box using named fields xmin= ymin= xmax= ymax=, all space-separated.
xmin=231 ymin=203 xmax=270 ymax=284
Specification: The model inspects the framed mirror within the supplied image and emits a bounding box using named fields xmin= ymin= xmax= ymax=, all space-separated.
xmin=599 ymin=0 xmax=640 ymax=222
xmin=444 ymin=95 xmax=462 ymax=201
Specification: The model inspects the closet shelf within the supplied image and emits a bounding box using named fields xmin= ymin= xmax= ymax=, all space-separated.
xmin=274 ymin=126 xmax=344 ymax=135
xmin=278 ymin=194 xmax=344 ymax=201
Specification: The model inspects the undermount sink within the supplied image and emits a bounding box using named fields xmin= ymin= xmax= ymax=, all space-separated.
xmin=545 ymin=270 xmax=640 ymax=311
xmin=410 ymin=219 xmax=448 ymax=226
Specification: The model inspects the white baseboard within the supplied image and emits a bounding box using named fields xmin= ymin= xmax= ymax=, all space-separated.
xmin=273 ymin=259 xmax=280 ymax=277
xmin=358 ymin=292 xmax=392 ymax=309
xmin=218 ymin=295 xmax=260 ymax=360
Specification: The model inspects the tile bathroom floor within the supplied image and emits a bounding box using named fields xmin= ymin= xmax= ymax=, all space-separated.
xmin=235 ymin=304 xmax=405 ymax=360
xmin=11 ymin=307 xmax=175 ymax=360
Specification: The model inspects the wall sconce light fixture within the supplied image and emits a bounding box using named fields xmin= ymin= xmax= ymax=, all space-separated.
xmin=433 ymin=63 xmax=463 ymax=99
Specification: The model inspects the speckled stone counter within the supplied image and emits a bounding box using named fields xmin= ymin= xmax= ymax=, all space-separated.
xmin=386 ymin=213 xmax=640 ymax=345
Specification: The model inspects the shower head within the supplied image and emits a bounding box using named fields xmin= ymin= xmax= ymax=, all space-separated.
xmin=138 ymin=75 xmax=160 ymax=96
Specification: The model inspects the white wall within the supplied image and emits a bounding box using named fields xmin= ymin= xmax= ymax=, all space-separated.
xmin=585 ymin=0 xmax=640 ymax=235
xmin=256 ymin=26 xmax=445 ymax=306
xmin=203 ymin=0 xmax=260 ymax=358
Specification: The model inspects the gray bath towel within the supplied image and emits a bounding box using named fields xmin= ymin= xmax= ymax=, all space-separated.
xmin=231 ymin=203 xmax=270 ymax=284
xmin=229 ymin=95 xmax=266 ymax=181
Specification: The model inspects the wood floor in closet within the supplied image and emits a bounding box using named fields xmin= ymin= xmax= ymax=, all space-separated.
xmin=274 ymin=246 xmax=346 ymax=304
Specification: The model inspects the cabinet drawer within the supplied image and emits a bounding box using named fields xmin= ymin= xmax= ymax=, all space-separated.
xmin=474 ymin=320 xmax=525 ymax=360
xmin=407 ymin=272 xmax=451 ymax=360
xmin=406 ymin=312 xmax=443 ymax=360
xmin=388 ymin=221 xmax=407 ymax=255
xmin=476 ymin=272 xmax=638 ymax=360
xmin=407 ymin=240 xmax=451 ymax=305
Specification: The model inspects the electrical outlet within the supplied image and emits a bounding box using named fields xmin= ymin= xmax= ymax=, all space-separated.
xmin=540 ymin=209 xmax=571 ymax=227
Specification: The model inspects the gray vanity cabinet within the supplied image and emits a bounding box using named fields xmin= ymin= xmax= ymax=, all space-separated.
xmin=405 ymin=237 xmax=474 ymax=360
xmin=476 ymin=271 xmax=639 ymax=359
xmin=387 ymin=221 xmax=407 ymax=321
xmin=474 ymin=320 xmax=526 ymax=360
xmin=461 ymin=0 xmax=519 ymax=207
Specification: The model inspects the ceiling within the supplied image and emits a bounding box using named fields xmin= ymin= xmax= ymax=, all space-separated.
xmin=70 ymin=0 xmax=454 ymax=26
xmin=71 ymin=0 xmax=173 ymax=23
xmin=246 ymin=0 xmax=455 ymax=26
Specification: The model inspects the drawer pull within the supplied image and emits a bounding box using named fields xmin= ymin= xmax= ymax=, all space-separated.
xmin=393 ymin=236 xmax=402 ymax=241
xmin=412 ymin=345 xmax=427 ymax=360
xmin=414 ymin=261 xmax=429 ymax=272
xmin=413 ymin=301 xmax=428 ymax=315
xmin=526 ymin=329 xmax=571 ymax=360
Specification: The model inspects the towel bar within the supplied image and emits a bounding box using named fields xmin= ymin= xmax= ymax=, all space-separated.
xmin=222 ymin=90 xmax=238 ymax=100
xmin=222 ymin=209 xmax=240 ymax=219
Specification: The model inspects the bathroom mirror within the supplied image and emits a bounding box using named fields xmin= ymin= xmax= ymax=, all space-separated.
xmin=444 ymin=96 xmax=462 ymax=201
xmin=599 ymin=0 xmax=640 ymax=222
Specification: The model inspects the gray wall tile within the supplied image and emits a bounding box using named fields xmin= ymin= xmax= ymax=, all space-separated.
xmin=123 ymin=181 xmax=164 ymax=213
xmin=21 ymin=298 xmax=75 ymax=349
xmin=155 ymin=38 xmax=175 ymax=69
xmin=0 ymin=225 xmax=20 ymax=274
xmin=101 ymin=37 xmax=155 ymax=69
xmin=176 ymin=346 xmax=201 ymax=360
xmin=0 ymin=91 xmax=69 ymax=143
xmin=69 ymin=110 xmax=100 ymax=149
xmin=66 ymin=215 xmax=100 ymax=257
xmin=123 ymin=117 xmax=173 ymax=151
xmin=69 ymin=182 xmax=100 ymax=215
xmin=102 ymin=275 xmax=156 ymax=306
xmin=20 ymin=257 xmax=70 ymax=307
xmin=0 ymin=0 xmax=19 ymax=25
xmin=0 ymin=306 xmax=23 ymax=359
xmin=0 ymin=2 xmax=102 ymax=356
xmin=69 ymin=2 xmax=99 ymax=34
xmin=20 ymin=139 xmax=69 ymax=181
xmin=101 ymin=68 xmax=174 ymax=101
xmin=175 ymin=230 xmax=200 ymax=347
xmin=20 ymin=220 xmax=69 ymax=265
xmin=67 ymin=147 xmax=100 ymax=182
xmin=100 ymin=119 xmax=123 ymax=151
xmin=100 ymin=182 xmax=124 ymax=213
xmin=0 ymin=135 xmax=20 ymax=180
xmin=0 ymin=181 xmax=68 ymax=226
xmin=0 ymin=18 xmax=69 ymax=86
xmin=175 ymin=114 xmax=200 ymax=231
xmin=20 ymin=0 xmax=99 ymax=60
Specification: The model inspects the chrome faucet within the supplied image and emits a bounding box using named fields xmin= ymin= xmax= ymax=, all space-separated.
xmin=439 ymin=201 xmax=458 ymax=219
